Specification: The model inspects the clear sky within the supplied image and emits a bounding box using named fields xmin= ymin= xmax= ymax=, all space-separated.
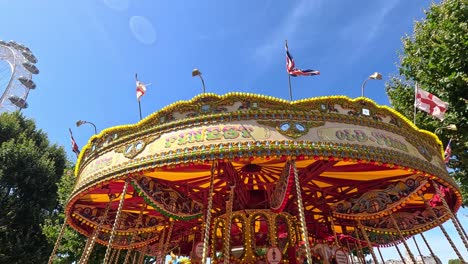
xmin=1 ymin=0 xmax=467 ymax=263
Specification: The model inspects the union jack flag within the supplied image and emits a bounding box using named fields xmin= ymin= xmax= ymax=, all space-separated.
xmin=285 ymin=42 xmax=320 ymax=77
xmin=444 ymin=139 xmax=452 ymax=164
xmin=69 ymin=128 xmax=80 ymax=157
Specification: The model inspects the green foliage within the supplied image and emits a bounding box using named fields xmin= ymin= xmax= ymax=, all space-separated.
xmin=386 ymin=0 xmax=468 ymax=203
xmin=0 ymin=112 xmax=67 ymax=263
xmin=448 ymin=259 xmax=461 ymax=264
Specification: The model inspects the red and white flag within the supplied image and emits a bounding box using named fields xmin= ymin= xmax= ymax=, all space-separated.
xmin=444 ymin=139 xmax=452 ymax=164
xmin=69 ymin=128 xmax=80 ymax=157
xmin=415 ymin=83 xmax=448 ymax=120
xmin=136 ymin=80 xmax=147 ymax=101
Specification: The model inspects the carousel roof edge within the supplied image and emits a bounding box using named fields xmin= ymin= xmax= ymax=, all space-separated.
xmin=73 ymin=92 xmax=444 ymax=176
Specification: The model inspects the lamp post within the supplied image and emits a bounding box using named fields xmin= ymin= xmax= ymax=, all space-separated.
xmin=435 ymin=124 xmax=457 ymax=134
xmin=361 ymin=72 xmax=382 ymax=97
xmin=192 ymin=68 xmax=206 ymax=94
xmin=76 ymin=120 xmax=97 ymax=135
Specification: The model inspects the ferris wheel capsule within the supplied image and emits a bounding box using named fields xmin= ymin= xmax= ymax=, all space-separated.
xmin=18 ymin=77 xmax=36 ymax=89
xmin=8 ymin=95 xmax=28 ymax=109
xmin=22 ymin=51 xmax=37 ymax=64
xmin=22 ymin=62 xmax=39 ymax=74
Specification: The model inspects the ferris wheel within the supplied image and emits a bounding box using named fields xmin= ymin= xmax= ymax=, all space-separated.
xmin=0 ymin=40 xmax=39 ymax=113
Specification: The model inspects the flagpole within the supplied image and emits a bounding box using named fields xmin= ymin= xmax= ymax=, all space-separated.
xmin=288 ymin=74 xmax=293 ymax=101
xmin=413 ymin=83 xmax=418 ymax=125
xmin=138 ymin=100 xmax=142 ymax=120
xmin=286 ymin=40 xmax=293 ymax=101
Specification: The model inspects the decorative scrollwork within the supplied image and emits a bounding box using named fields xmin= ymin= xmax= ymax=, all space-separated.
xmin=131 ymin=176 xmax=203 ymax=220
xmin=257 ymin=120 xmax=324 ymax=139
xmin=116 ymin=134 xmax=160 ymax=159
xmin=334 ymin=176 xmax=427 ymax=216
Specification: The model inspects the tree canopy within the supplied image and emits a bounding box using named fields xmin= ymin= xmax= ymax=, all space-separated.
xmin=0 ymin=112 xmax=67 ymax=263
xmin=386 ymin=0 xmax=468 ymax=203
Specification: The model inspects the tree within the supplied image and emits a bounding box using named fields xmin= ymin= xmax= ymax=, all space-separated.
xmin=385 ymin=0 xmax=468 ymax=203
xmin=0 ymin=112 xmax=67 ymax=263
xmin=448 ymin=259 xmax=461 ymax=264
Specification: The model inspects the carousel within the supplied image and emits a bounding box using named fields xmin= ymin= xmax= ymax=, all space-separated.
xmin=50 ymin=93 xmax=466 ymax=264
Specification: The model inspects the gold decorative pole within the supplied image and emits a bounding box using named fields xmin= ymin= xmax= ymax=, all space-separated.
xmin=79 ymin=194 xmax=114 ymax=264
xmin=104 ymin=180 xmax=130 ymax=264
xmin=329 ymin=214 xmax=339 ymax=246
xmin=353 ymin=229 xmax=366 ymax=264
xmin=420 ymin=233 xmax=437 ymax=262
xmin=48 ymin=214 xmax=69 ymax=264
xmin=138 ymin=244 xmax=148 ymax=264
xmin=113 ymin=249 xmax=121 ymax=264
xmin=202 ymin=161 xmax=218 ymax=264
xmin=421 ymin=194 xmax=466 ymax=262
xmin=108 ymin=248 xmax=117 ymax=264
xmin=292 ymin=161 xmax=312 ymax=263
xmin=345 ymin=239 xmax=354 ymax=264
xmin=124 ymin=204 xmax=147 ymax=264
xmin=156 ymin=228 xmax=167 ymax=264
xmin=432 ymin=180 xmax=468 ymax=251
xmin=376 ymin=246 xmax=386 ymax=264
xmin=161 ymin=220 xmax=175 ymax=263
xmin=454 ymin=214 xmax=468 ymax=242
xmin=357 ymin=221 xmax=378 ymax=264
xmin=389 ymin=215 xmax=417 ymax=264
xmin=390 ymin=237 xmax=407 ymax=264
xmin=223 ymin=185 xmax=236 ymax=264
xmin=132 ymin=250 xmax=138 ymax=264
xmin=412 ymin=236 xmax=426 ymax=264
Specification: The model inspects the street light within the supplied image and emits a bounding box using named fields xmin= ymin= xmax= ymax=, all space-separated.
xmin=76 ymin=120 xmax=97 ymax=134
xmin=192 ymin=68 xmax=206 ymax=94
xmin=435 ymin=124 xmax=457 ymax=134
xmin=361 ymin=72 xmax=382 ymax=97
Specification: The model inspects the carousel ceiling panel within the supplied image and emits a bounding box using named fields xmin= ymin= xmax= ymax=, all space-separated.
xmin=145 ymin=170 xmax=210 ymax=181
xmin=320 ymin=169 xmax=412 ymax=181
xmin=310 ymin=180 xmax=333 ymax=188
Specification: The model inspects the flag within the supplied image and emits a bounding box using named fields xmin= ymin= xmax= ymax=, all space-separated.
xmin=444 ymin=139 xmax=452 ymax=163
xmin=415 ymin=84 xmax=448 ymax=120
xmin=136 ymin=80 xmax=146 ymax=101
xmin=69 ymin=128 xmax=80 ymax=157
xmin=285 ymin=42 xmax=320 ymax=77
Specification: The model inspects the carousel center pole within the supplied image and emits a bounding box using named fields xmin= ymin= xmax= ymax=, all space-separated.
xmin=292 ymin=161 xmax=312 ymax=264
xmin=202 ymin=160 xmax=218 ymax=264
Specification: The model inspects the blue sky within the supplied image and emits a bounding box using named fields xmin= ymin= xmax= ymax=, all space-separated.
xmin=1 ymin=0 xmax=467 ymax=262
